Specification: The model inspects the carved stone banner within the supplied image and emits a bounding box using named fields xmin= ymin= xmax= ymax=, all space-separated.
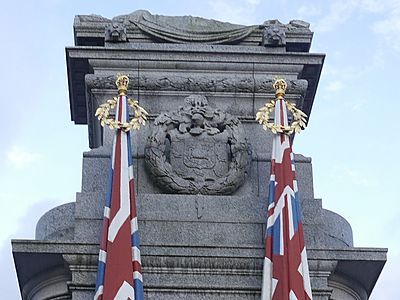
xmin=145 ymin=95 xmax=249 ymax=195
xmin=113 ymin=10 xmax=259 ymax=44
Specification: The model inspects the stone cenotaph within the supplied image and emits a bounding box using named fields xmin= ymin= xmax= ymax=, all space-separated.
xmin=12 ymin=10 xmax=386 ymax=300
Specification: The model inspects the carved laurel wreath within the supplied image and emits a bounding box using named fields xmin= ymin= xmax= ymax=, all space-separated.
xmin=95 ymin=97 xmax=148 ymax=132
xmin=256 ymin=99 xmax=307 ymax=134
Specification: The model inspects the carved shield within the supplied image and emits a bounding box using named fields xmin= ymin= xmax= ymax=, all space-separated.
xmin=145 ymin=95 xmax=249 ymax=195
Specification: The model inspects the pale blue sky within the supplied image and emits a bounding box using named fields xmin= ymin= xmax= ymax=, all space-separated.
xmin=1 ymin=0 xmax=399 ymax=299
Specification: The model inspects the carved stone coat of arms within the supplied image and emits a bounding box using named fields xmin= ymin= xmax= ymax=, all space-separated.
xmin=145 ymin=95 xmax=249 ymax=195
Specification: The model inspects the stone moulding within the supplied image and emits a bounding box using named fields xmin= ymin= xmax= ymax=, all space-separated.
xmin=12 ymin=239 xmax=387 ymax=300
xmin=85 ymin=74 xmax=308 ymax=95
xmin=145 ymin=94 xmax=249 ymax=195
xmin=22 ymin=267 xmax=71 ymax=300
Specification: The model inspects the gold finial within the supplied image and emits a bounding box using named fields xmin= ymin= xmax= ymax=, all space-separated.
xmin=273 ymin=78 xmax=287 ymax=100
xmin=256 ymin=77 xmax=307 ymax=134
xmin=116 ymin=74 xmax=129 ymax=96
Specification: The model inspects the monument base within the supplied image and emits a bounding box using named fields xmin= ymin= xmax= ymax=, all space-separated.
xmin=13 ymin=239 xmax=386 ymax=300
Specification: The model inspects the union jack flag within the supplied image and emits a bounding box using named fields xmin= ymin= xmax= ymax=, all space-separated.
xmin=261 ymin=99 xmax=313 ymax=300
xmin=94 ymin=95 xmax=144 ymax=300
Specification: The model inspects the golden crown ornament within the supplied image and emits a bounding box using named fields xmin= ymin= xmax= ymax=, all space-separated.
xmin=256 ymin=78 xmax=307 ymax=135
xmin=116 ymin=74 xmax=129 ymax=96
xmin=95 ymin=74 xmax=148 ymax=132
xmin=273 ymin=78 xmax=288 ymax=100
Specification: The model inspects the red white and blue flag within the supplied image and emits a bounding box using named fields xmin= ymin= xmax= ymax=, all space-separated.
xmin=261 ymin=99 xmax=313 ymax=300
xmin=94 ymin=95 xmax=144 ymax=300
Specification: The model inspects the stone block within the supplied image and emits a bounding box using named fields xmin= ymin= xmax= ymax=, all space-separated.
xmin=140 ymin=220 xmax=263 ymax=248
xmin=35 ymin=202 xmax=75 ymax=241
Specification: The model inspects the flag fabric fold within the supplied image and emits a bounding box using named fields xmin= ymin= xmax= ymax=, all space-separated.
xmin=261 ymin=98 xmax=313 ymax=300
xmin=94 ymin=95 xmax=144 ymax=300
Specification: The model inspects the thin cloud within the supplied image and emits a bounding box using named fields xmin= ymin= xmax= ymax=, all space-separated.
xmin=6 ymin=146 xmax=39 ymax=168
xmin=208 ymin=0 xmax=260 ymax=25
xmin=296 ymin=5 xmax=322 ymax=18
xmin=330 ymin=163 xmax=377 ymax=188
xmin=326 ymin=80 xmax=344 ymax=92
xmin=373 ymin=5 xmax=400 ymax=51
xmin=312 ymin=0 xmax=395 ymax=32
xmin=245 ymin=0 xmax=261 ymax=5
xmin=314 ymin=0 xmax=359 ymax=32
xmin=361 ymin=0 xmax=386 ymax=13
xmin=313 ymin=0 xmax=400 ymax=53
xmin=351 ymin=98 xmax=367 ymax=111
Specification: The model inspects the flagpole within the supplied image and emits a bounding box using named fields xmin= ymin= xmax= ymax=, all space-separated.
xmin=256 ymin=79 xmax=313 ymax=300
xmin=94 ymin=74 xmax=148 ymax=300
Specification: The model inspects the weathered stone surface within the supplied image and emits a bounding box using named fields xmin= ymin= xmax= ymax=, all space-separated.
xmin=12 ymin=240 xmax=387 ymax=300
xmin=35 ymin=202 xmax=75 ymax=241
xmin=67 ymin=44 xmax=323 ymax=139
xmin=85 ymin=74 xmax=308 ymax=95
xmin=105 ymin=22 xmax=127 ymax=42
xmin=113 ymin=10 xmax=259 ymax=44
xmin=145 ymin=94 xmax=249 ymax=194
xmin=74 ymin=10 xmax=312 ymax=47
xmin=262 ymin=20 xmax=286 ymax=46
xmin=22 ymin=267 xmax=71 ymax=300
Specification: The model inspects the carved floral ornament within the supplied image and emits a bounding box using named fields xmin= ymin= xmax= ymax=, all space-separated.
xmin=145 ymin=95 xmax=249 ymax=195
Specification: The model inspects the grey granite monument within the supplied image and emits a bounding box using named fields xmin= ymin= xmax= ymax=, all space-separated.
xmin=12 ymin=10 xmax=386 ymax=300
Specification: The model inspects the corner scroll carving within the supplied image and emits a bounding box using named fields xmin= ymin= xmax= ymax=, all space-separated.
xmin=105 ymin=23 xmax=127 ymax=42
xmin=262 ymin=20 xmax=286 ymax=47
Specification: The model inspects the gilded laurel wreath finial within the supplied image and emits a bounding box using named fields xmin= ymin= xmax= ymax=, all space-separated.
xmin=116 ymin=73 xmax=129 ymax=96
xmin=95 ymin=74 xmax=148 ymax=132
xmin=255 ymin=78 xmax=307 ymax=135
